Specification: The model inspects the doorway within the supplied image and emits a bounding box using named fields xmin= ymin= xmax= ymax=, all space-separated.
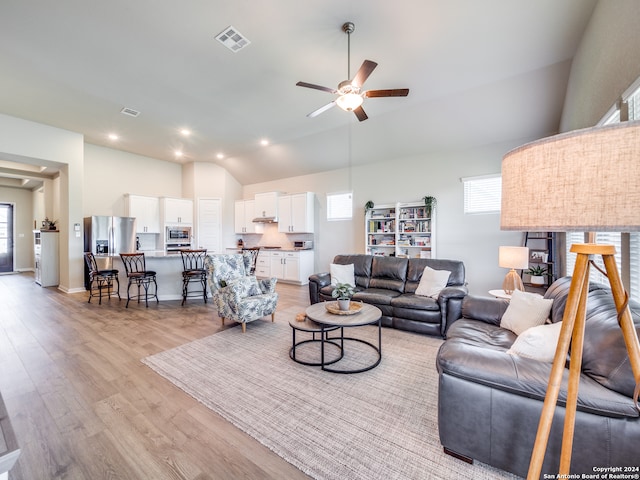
xmin=0 ymin=203 xmax=14 ymax=272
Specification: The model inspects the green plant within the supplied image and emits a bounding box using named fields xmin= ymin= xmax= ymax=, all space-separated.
xmin=422 ymin=196 xmax=437 ymax=216
xmin=526 ymin=265 xmax=549 ymax=276
xmin=365 ymin=200 xmax=374 ymax=213
xmin=331 ymin=283 xmax=355 ymax=300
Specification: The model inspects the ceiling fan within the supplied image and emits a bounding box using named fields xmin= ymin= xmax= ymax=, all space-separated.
xmin=296 ymin=22 xmax=409 ymax=122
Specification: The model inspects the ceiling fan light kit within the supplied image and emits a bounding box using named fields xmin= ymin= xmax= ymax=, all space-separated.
xmin=296 ymin=21 xmax=409 ymax=121
xmin=336 ymin=93 xmax=364 ymax=111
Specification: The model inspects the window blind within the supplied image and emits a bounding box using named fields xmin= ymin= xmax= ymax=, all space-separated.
xmin=462 ymin=174 xmax=501 ymax=214
xmin=326 ymin=192 xmax=353 ymax=221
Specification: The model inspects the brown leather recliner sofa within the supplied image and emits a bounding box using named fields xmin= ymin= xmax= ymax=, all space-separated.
xmin=437 ymin=277 xmax=640 ymax=477
xmin=308 ymin=254 xmax=467 ymax=337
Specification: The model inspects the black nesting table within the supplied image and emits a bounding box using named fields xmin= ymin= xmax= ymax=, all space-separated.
xmin=289 ymin=302 xmax=382 ymax=374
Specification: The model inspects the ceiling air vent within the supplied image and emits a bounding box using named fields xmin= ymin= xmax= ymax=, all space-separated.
xmin=120 ymin=107 xmax=140 ymax=117
xmin=215 ymin=26 xmax=251 ymax=52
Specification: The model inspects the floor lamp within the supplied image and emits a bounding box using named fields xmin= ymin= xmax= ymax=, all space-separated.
xmin=501 ymin=121 xmax=640 ymax=478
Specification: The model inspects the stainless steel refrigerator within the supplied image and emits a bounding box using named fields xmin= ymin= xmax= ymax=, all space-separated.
xmin=83 ymin=216 xmax=137 ymax=287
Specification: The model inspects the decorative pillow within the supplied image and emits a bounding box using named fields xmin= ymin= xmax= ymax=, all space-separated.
xmin=415 ymin=266 xmax=451 ymax=298
xmin=227 ymin=276 xmax=261 ymax=297
xmin=507 ymin=321 xmax=563 ymax=363
xmin=500 ymin=289 xmax=553 ymax=335
xmin=330 ymin=263 xmax=355 ymax=287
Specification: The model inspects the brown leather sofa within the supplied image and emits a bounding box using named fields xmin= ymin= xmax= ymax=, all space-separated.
xmin=308 ymin=254 xmax=467 ymax=337
xmin=437 ymin=277 xmax=640 ymax=476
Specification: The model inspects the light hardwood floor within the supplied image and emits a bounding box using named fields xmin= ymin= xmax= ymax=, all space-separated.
xmin=0 ymin=272 xmax=313 ymax=480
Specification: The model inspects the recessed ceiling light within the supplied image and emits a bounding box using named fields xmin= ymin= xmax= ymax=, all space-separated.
xmin=260 ymin=139 xmax=269 ymax=146
xmin=216 ymin=153 xmax=224 ymax=159
xmin=108 ymin=133 xmax=119 ymax=141
xmin=175 ymin=150 xmax=183 ymax=157
xmin=180 ymin=129 xmax=191 ymax=137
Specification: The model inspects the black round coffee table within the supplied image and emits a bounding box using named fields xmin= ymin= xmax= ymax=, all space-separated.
xmin=288 ymin=317 xmax=343 ymax=366
xmin=304 ymin=302 xmax=382 ymax=374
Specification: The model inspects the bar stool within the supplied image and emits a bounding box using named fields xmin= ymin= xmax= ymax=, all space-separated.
xmin=180 ymin=249 xmax=208 ymax=305
xmin=84 ymin=252 xmax=120 ymax=304
xmin=119 ymin=253 xmax=158 ymax=308
xmin=242 ymin=247 xmax=260 ymax=275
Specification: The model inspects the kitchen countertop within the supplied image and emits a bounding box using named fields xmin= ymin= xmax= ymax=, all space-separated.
xmin=226 ymin=247 xmax=314 ymax=253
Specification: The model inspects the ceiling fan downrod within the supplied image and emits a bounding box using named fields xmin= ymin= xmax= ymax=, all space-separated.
xmin=342 ymin=22 xmax=355 ymax=81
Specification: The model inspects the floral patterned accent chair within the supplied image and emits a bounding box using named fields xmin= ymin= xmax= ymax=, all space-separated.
xmin=205 ymin=253 xmax=278 ymax=333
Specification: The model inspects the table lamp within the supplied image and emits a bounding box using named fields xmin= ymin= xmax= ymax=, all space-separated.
xmin=498 ymin=246 xmax=529 ymax=294
xmin=501 ymin=120 xmax=640 ymax=479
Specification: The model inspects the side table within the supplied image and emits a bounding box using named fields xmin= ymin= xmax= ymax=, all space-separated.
xmin=305 ymin=302 xmax=382 ymax=374
xmin=289 ymin=317 xmax=343 ymax=366
xmin=488 ymin=289 xmax=512 ymax=300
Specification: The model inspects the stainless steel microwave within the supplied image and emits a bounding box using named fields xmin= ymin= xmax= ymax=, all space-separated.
xmin=167 ymin=227 xmax=191 ymax=240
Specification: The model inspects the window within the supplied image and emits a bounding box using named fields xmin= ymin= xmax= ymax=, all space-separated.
xmin=565 ymin=232 xmax=622 ymax=287
xmin=326 ymin=192 xmax=353 ymax=221
xmin=462 ymin=174 xmax=502 ymax=214
xmin=565 ymin=78 xmax=640 ymax=302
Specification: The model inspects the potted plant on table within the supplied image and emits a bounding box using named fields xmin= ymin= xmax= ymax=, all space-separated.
xmin=526 ymin=265 xmax=549 ymax=286
xmin=332 ymin=283 xmax=355 ymax=311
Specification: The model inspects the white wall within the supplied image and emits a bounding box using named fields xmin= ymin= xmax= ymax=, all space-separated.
xmin=83 ymin=143 xmax=183 ymax=217
xmin=560 ymin=0 xmax=640 ymax=130
xmin=182 ymin=161 xmax=242 ymax=253
xmin=0 ymin=186 xmax=34 ymax=271
xmin=243 ymin=140 xmax=526 ymax=295
xmin=0 ymin=113 xmax=84 ymax=292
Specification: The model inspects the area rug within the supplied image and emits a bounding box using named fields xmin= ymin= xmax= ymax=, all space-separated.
xmin=142 ymin=317 xmax=520 ymax=480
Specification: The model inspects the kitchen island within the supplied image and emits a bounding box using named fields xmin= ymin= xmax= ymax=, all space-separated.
xmin=94 ymin=252 xmax=206 ymax=302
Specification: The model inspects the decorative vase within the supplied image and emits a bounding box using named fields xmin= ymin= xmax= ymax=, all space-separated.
xmin=531 ymin=275 xmax=545 ymax=286
xmin=338 ymin=299 xmax=351 ymax=311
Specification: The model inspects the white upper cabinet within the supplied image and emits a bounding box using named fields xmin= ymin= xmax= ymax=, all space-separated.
xmin=254 ymin=192 xmax=279 ymax=220
xmin=278 ymin=192 xmax=315 ymax=233
xmin=125 ymin=194 xmax=160 ymax=233
xmin=162 ymin=197 xmax=193 ymax=224
xmin=235 ymin=199 xmax=261 ymax=234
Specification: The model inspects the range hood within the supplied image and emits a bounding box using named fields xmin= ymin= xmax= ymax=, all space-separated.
xmin=252 ymin=216 xmax=277 ymax=223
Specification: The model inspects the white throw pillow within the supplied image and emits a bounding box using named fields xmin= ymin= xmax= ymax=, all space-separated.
xmin=415 ymin=266 xmax=451 ymax=298
xmin=330 ymin=263 xmax=355 ymax=287
xmin=500 ymin=289 xmax=553 ymax=335
xmin=507 ymin=321 xmax=563 ymax=363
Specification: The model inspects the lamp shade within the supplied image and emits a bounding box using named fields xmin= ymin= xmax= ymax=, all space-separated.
xmin=501 ymin=121 xmax=640 ymax=232
xmin=336 ymin=93 xmax=364 ymax=112
xmin=499 ymin=246 xmax=529 ymax=269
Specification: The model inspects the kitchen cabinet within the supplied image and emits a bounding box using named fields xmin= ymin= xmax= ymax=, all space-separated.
xmin=254 ymin=192 xmax=279 ymax=221
xmin=259 ymin=250 xmax=314 ymax=285
xmin=278 ymin=192 xmax=314 ymax=233
xmin=162 ymin=197 xmax=193 ymax=224
xmin=125 ymin=194 xmax=160 ymax=233
xmin=34 ymin=230 xmax=59 ymax=287
xmin=235 ymin=200 xmax=261 ymax=234
xmin=255 ymin=249 xmax=271 ymax=277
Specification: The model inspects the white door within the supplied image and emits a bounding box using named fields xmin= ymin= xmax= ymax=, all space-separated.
xmin=198 ymin=198 xmax=222 ymax=253
xmin=0 ymin=203 xmax=14 ymax=272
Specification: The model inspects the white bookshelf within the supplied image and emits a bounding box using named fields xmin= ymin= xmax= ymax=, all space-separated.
xmin=365 ymin=201 xmax=436 ymax=258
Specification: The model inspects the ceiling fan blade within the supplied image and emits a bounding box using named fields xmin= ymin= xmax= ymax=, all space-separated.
xmin=307 ymin=101 xmax=337 ymax=118
xmin=364 ymin=88 xmax=410 ymax=98
xmin=351 ymin=60 xmax=378 ymax=88
xmin=296 ymin=81 xmax=337 ymax=94
xmin=353 ymin=106 xmax=368 ymax=122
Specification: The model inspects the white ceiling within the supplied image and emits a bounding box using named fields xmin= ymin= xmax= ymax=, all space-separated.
xmin=0 ymin=0 xmax=597 ymax=188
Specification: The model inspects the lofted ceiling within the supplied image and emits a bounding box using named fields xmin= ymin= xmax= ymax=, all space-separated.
xmin=0 ymin=0 xmax=598 ymax=189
